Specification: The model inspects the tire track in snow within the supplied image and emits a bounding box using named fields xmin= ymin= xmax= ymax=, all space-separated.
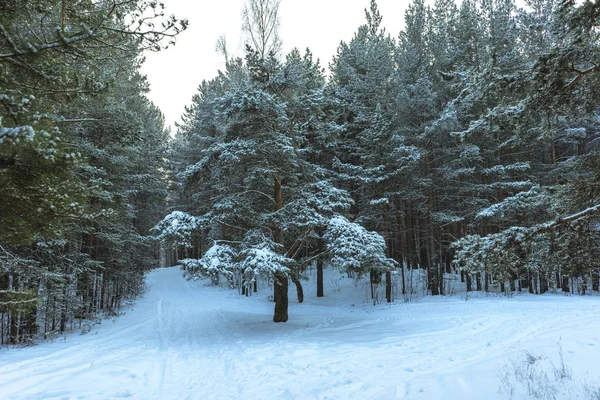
xmin=147 ymin=296 xmax=168 ymax=395
xmin=0 ymin=267 xmax=599 ymax=400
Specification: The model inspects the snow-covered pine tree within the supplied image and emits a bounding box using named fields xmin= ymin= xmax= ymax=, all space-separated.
xmin=0 ymin=0 xmax=183 ymax=343
xmin=327 ymin=1 xmax=405 ymax=300
xmin=453 ymin=0 xmax=600 ymax=294
xmin=161 ymin=44 xmax=360 ymax=321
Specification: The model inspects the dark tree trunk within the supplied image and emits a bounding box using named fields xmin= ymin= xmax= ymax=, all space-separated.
xmin=562 ymin=275 xmax=570 ymax=293
xmin=592 ymin=271 xmax=600 ymax=292
xmin=475 ymin=272 xmax=482 ymax=291
xmin=439 ymin=264 xmax=444 ymax=296
xmin=540 ymin=275 xmax=548 ymax=294
xmin=101 ymin=273 xmax=108 ymax=310
xmin=316 ymin=258 xmax=324 ymax=298
xmin=400 ymin=262 xmax=406 ymax=295
xmin=272 ymin=173 xmax=288 ymax=322
xmin=371 ymin=270 xmax=382 ymax=284
xmin=386 ymin=271 xmax=392 ymax=303
xmin=9 ymin=313 xmax=17 ymax=344
xmin=431 ymin=275 xmax=439 ymax=295
xmin=273 ymin=272 xmax=288 ymax=323
xmin=399 ymin=211 xmax=407 ymax=295
xmin=60 ymin=288 xmax=68 ymax=332
xmin=370 ymin=270 xmax=381 ymax=300
xmin=466 ymin=273 xmax=472 ymax=292
xmin=484 ymin=272 xmax=490 ymax=292
xmin=500 ymin=281 xmax=506 ymax=293
xmin=291 ymin=275 xmax=304 ymax=303
xmin=253 ymin=280 xmax=258 ymax=293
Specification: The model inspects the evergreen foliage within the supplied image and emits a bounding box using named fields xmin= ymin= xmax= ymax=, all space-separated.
xmin=0 ymin=0 xmax=185 ymax=343
xmin=160 ymin=0 xmax=600 ymax=323
xmin=4 ymin=0 xmax=600 ymax=332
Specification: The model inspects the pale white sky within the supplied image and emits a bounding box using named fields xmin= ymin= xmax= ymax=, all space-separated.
xmin=141 ymin=0 xmax=411 ymax=130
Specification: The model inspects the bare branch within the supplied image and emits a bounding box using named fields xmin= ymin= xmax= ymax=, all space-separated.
xmin=215 ymin=220 xmax=249 ymax=232
xmin=0 ymin=25 xmax=94 ymax=59
xmin=298 ymin=250 xmax=330 ymax=269
xmin=242 ymin=0 xmax=282 ymax=58
xmin=235 ymin=190 xmax=277 ymax=206
xmin=565 ymin=64 xmax=600 ymax=89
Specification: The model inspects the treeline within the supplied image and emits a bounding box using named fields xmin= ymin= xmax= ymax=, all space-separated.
xmin=0 ymin=1 xmax=186 ymax=344
xmin=159 ymin=0 xmax=600 ymax=322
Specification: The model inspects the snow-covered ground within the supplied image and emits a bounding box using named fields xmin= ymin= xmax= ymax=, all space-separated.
xmin=1 ymin=267 xmax=599 ymax=400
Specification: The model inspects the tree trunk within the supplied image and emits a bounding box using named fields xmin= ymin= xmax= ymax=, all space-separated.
xmin=466 ymin=273 xmax=472 ymax=292
xmin=540 ymin=274 xmax=548 ymax=294
xmin=272 ymin=173 xmax=288 ymax=322
xmin=592 ymin=271 xmax=599 ymax=292
xmin=370 ymin=270 xmax=381 ymax=300
xmin=291 ymin=275 xmax=304 ymax=303
xmin=431 ymin=274 xmax=439 ymax=296
xmin=439 ymin=264 xmax=444 ymax=296
xmin=273 ymin=272 xmax=288 ymax=323
xmin=475 ymin=272 xmax=482 ymax=291
xmin=399 ymin=210 xmax=408 ymax=295
xmin=386 ymin=270 xmax=392 ymax=303
xmin=562 ymin=275 xmax=570 ymax=293
xmin=400 ymin=260 xmax=406 ymax=295
xmin=316 ymin=258 xmax=324 ymax=297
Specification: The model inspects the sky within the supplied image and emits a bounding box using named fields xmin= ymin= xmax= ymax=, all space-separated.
xmin=141 ymin=0 xmax=412 ymax=131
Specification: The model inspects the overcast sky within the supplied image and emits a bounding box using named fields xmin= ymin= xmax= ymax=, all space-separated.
xmin=141 ymin=0 xmax=411 ymax=130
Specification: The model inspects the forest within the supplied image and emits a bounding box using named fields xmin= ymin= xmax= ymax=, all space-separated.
xmin=2 ymin=0 xmax=600 ymax=345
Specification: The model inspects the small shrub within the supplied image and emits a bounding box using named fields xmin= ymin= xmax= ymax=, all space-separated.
xmin=498 ymin=344 xmax=595 ymax=400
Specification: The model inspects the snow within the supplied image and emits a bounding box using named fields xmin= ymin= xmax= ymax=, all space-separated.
xmin=325 ymin=216 xmax=396 ymax=275
xmin=1 ymin=267 xmax=599 ymax=400
xmin=0 ymin=125 xmax=35 ymax=144
xmin=152 ymin=211 xmax=202 ymax=247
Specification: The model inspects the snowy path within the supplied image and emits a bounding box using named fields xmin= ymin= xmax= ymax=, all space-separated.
xmin=1 ymin=267 xmax=599 ymax=400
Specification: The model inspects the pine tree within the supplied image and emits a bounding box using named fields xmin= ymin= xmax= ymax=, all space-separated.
xmin=0 ymin=0 xmax=184 ymax=343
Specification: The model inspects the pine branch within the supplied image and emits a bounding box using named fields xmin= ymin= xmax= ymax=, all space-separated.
xmin=535 ymin=204 xmax=600 ymax=234
xmin=565 ymin=63 xmax=600 ymax=89
xmin=0 ymin=25 xmax=94 ymax=59
xmin=236 ymin=190 xmax=277 ymax=206
xmin=298 ymin=250 xmax=330 ymax=269
xmin=215 ymin=220 xmax=249 ymax=232
xmin=57 ymin=118 xmax=99 ymax=123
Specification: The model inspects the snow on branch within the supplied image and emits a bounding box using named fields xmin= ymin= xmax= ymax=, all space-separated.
xmin=180 ymin=243 xmax=237 ymax=283
xmin=475 ymin=186 xmax=545 ymax=220
xmin=240 ymin=246 xmax=292 ymax=283
xmin=324 ymin=216 xmax=396 ymax=277
xmin=0 ymin=23 xmax=94 ymax=59
xmin=535 ymin=204 xmax=600 ymax=234
xmin=454 ymin=204 xmax=600 ymax=271
xmin=151 ymin=211 xmax=203 ymax=247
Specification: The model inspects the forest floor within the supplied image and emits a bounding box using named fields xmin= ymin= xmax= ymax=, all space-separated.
xmin=1 ymin=267 xmax=599 ymax=400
